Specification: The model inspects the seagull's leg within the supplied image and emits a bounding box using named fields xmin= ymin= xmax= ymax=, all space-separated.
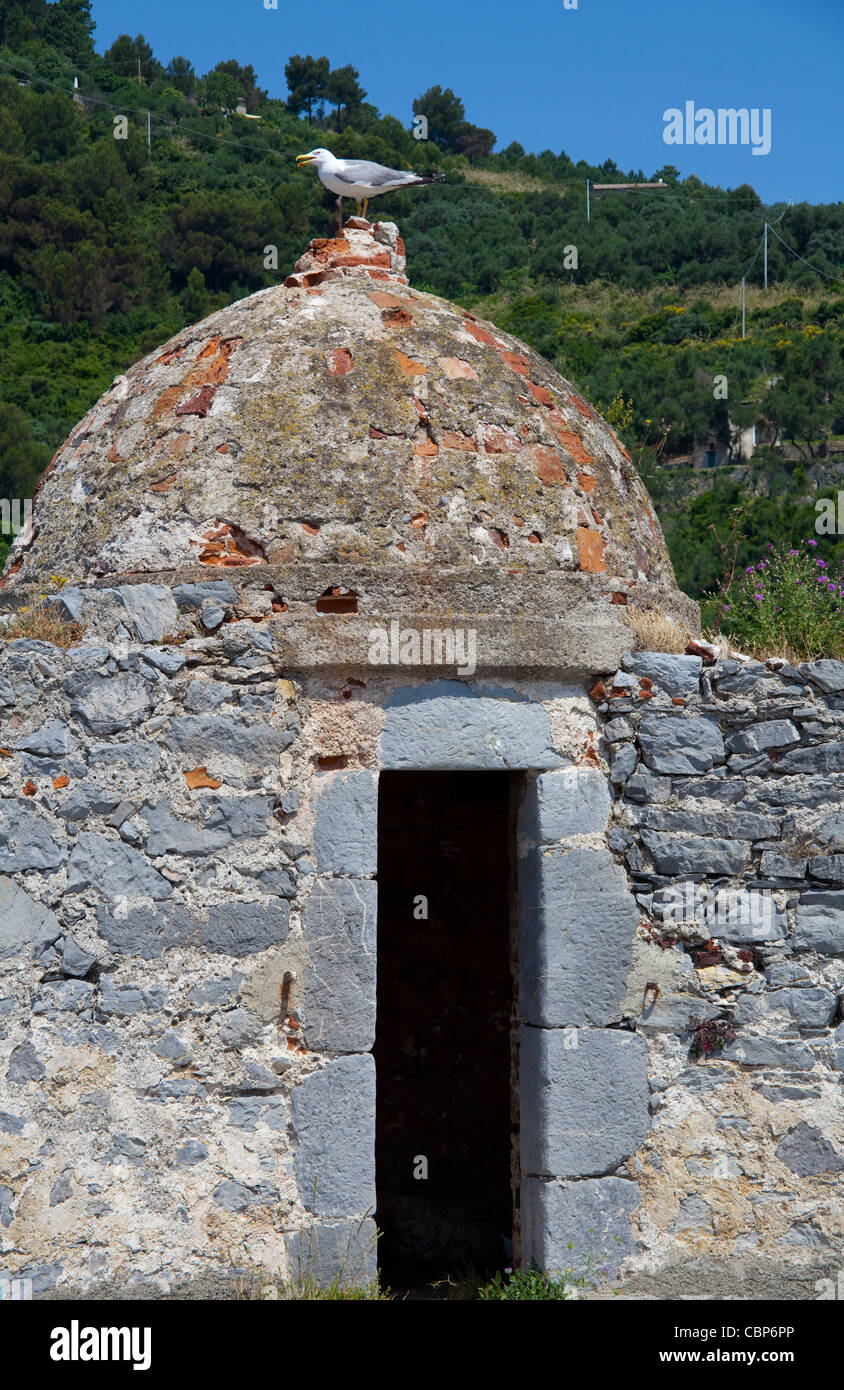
xmin=362 ymin=197 xmax=369 ymax=220
xmin=334 ymin=195 xmax=343 ymax=233
xmin=355 ymin=200 xmax=362 ymax=217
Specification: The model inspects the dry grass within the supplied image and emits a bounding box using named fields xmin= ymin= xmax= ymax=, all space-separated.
xmin=622 ymin=604 xmax=693 ymax=654
xmin=460 ymin=167 xmax=563 ymax=197
xmin=0 ymin=600 xmax=84 ymax=649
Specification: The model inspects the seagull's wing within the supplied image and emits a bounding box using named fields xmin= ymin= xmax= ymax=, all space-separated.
xmin=334 ymin=159 xmax=418 ymax=186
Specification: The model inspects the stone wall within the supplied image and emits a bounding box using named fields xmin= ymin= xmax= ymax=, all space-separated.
xmin=597 ymin=649 xmax=844 ymax=1294
xmin=1 ymin=578 xmax=842 ymax=1298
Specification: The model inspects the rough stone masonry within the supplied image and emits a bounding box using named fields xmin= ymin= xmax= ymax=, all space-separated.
xmin=0 ymin=220 xmax=840 ymax=1300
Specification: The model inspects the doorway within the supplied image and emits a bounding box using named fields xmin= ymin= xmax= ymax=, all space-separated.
xmin=374 ymin=771 xmax=518 ymax=1286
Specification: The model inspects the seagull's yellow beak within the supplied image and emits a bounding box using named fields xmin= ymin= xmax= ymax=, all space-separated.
xmin=296 ymin=153 xmax=315 ymax=167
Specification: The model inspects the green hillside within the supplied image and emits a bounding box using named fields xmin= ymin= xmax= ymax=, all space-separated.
xmin=1 ymin=0 xmax=843 ymax=603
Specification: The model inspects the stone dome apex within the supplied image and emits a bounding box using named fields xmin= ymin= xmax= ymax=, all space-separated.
xmin=3 ymin=218 xmax=696 ymax=664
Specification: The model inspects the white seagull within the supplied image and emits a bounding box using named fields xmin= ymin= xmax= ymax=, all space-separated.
xmin=296 ymin=147 xmax=444 ymax=220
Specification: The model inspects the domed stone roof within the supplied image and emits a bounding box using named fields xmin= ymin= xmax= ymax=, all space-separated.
xmin=3 ymin=219 xmax=697 ymax=668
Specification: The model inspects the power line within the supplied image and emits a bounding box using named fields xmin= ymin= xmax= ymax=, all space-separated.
xmin=766 ymin=224 xmax=844 ymax=285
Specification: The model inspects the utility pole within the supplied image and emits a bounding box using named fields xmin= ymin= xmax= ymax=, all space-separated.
xmin=137 ymin=57 xmax=141 ymax=87
xmin=741 ymin=277 xmax=746 ymax=339
xmin=586 ymin=178 xmax=590 ymax=224
xmin=763 ymin=222 xmax=768 ymax=290
xmin=147 ymin=110 xmax=151 ymax=152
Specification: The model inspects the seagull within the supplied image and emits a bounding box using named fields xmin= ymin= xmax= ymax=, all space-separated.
xmin=296 ymin=147 xmax=444 ymax=221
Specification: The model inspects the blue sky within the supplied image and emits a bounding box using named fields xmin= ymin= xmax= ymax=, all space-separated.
xmin=91 ymin=0 xmax=842 ymax=205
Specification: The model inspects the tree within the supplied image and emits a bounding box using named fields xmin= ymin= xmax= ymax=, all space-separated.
xmin=182 ymin=266 xmax=210 ymax=320
xmin=0 ymin=401 xmax=50 ymax=505
xmin=102 ymin=33 xmax=163 ymax=84
xmin=44 ymin=0 xmax=94 ymax=65
xmin=284 ymin=54 xmax=329 ymax=121
xmin=456 ymin=123 xmax=496 ymax=159
xmin=211 ymin=59 xmax=267 ymax=113
xmin=201 ymin=69 xmax=240 ymax=111
xmin=412 ymin=85 xmax=466 ymax=152
xmin=166 ymin=56 xmax=196 ymax=95
xmin=324 ymin=63 xmax=365 ymax=128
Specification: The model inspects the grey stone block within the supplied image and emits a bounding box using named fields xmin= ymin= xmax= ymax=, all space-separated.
xmin=640 ymin=831 xmax=748 ymax=877
xmin=61 ymin=936 xmax=96 ymax=977
xmin=200 ymin=901 xmax=290 ymax=955
xmin=153 ymin=1033 xmax=191 ymax=1062
xmin=175 ymin=1140 xmax=208 ymax=1166
xmin=88 ymin=741 xmax=160 ymax=771
xmin=173 ymin=581 xmax=237 ymax=611
xmin=520 ymin=768 xmax=612 ymax=843
xmin=110 ymin=584 xmax=178 ymax=642
xmin=0 ymin=1112 xmax=25 ymax=1134
xmin=722 ymin=1037 xmax=816 ymax=1069
xmin=622 ymin=652 xmax=702 ymax=697
xmin=312 ymin=771 xmax=378 ymax=875
xmin=521 ymin=1175 xmax=640 ymax=1277
xmin=183 ymin=680 xmax=237 ymax=712
xmin=7 ymin=1042 xmax=45 ymax=1083
xmin=201 ymin=605 xmax=226 ymax=631
xmin=776 ymin=742 xmax=844 ymax=774
xmin=638 ymin=714 xmax=725 ymax=775
xmin=794 ymin=894 xmax=844 ymax=955
xmin=699 ymin=889 xmax=787 ymax=943
xmin=803 ymin=659 xmax=844 ymax=693
xmin=45 ymin=588 xmax=85 ymax=623
xmin=96 ymin=899 xmax=288 ymax=958
xmin=49 ymin=1172 xmax=72 ymax=1206
xmin=520 ymin=847 xmax=639 ymax=1026
xmin=34 ymin=978 xmax=95 ymax=1013
xmin=760 ymin=849 xmax=807 ymax=879
xmin=98 ymin=981 xmax=145 ymax=1017
xmin=775 ymin=1123 xmax=844 ymax=1176
xmin=56 ymin=783 xmax=124 ymax=822
xmin=380 ymin=681 xmax=557 ymax=770
xmin=15 ymin=719 xmax=77 ymax=758
xmin=67 ymin=832 xmax=173 ymax=903
xmin=65 ymin=672 xmax=154 ymax=734
xmin=777 ymin=986 xmax=838 ymax=1029
xmin=634 ymin=806 xmax=781 ymax=840
xmin=520 ymin=1027 xmax=650 ymax=1177
xmin=0 ymin=877 xmax=61 ymax=960
xmin=142 ymin=801 xmax=231 ymax=857
xmin=725 ymin=720 xmax=800 ymax=754
xmin=284 ymin=1219 xmax=377 ymax=1290
xmin=302 ymin=879 xmax=376 ymax=1051
xmin=163 ymin=714 xmax=293 ymax=763
xmin=142 ymin=649 xmax=186 ymax=676
xmin=808 ymin=855 xmax=844 ymax=883
xmin=291 ymin=1055 xmax=375 ymax=1217
xmin=625 ymin=772 xmax=671 ymax=804
xmin=211 ymin=1179 xmax=279 ymax=1212
xmin=0 ymin=805 xmax=65 ymax=873
xmin=217 ymin=1010 xmax=262 ymax=1047
xmin=205 ymin=796 xmax=273 ymax=841
xmin=189 ymin=976 xmax=243 ymax=1008
xmin=609 ymin=744 xmax=637 ymax=785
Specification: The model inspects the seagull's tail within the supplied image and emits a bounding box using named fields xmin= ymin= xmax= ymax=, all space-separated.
xmin=415 ymin=172 xmax=445 ymax=184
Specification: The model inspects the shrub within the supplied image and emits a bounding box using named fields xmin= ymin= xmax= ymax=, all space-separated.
xmin=478 ymin=1257 xmax=609 ymax=1300
xmin=717 ymin=539 xmax=844 ymax=660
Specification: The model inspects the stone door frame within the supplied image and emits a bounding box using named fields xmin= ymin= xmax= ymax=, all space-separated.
xmin=303 ymin=681 xmax=649 ymax=1279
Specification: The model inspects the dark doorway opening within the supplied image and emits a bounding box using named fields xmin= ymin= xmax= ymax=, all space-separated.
xmin=374 ymin=771 xmax=517 ymax=1287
